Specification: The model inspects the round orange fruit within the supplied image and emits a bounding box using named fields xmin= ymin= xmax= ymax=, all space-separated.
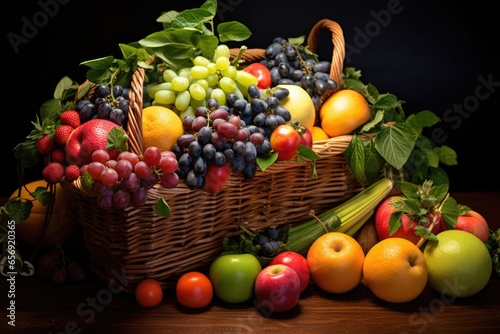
xmin=320 ymin=89 xmax=371 ymax=137
xmin=306 ymin=232 xmax=365 ymax=293
xmin=363 ymin=237 xmax=428 ymax=303
xmin=142 ymin=105 xmax=184 ymax=152
xmin=311 ymin=126 xmax=330 ymax=142
xmin=8 ymin=180 xmax=78 ymax=247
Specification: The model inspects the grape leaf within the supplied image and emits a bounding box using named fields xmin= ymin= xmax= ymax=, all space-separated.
xmin=375 ymin=123 xmax=418 ymax=170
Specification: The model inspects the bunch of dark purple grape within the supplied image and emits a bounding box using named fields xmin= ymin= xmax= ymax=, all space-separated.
xmin=260 ymin=37 xmax=338 ymax=115
xmin=76 ymin=84 xmax=130 ymax=128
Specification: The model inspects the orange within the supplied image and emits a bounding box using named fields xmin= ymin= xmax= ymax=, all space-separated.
xmin=176 ymin=271 xmax=213 ymax=309
xmin=320 ymin=89 xmax=371 ymax=137
xmin=275 ymin=84 xmax=316 ymax=131
xmin=311 ymin=126 xmax=330 ymax=142
xmin=8 ymin=180 xmax=78 ymax=246
xmin=363 ymin=237 xmax=428 ymax=303
xmin=142 ymin=105 xmax=184 ymax=152
xmin=306 ymin=232 xmax=365 ymax=293
xmin=423 ymin=230 xmax=492 ymax=298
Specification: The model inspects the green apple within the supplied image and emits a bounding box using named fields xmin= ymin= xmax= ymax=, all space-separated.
xmin=208 ymin=253 xmax=262 ymax=303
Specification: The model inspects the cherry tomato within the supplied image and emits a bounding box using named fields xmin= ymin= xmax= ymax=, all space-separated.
xmin=135 ymin=278 xmax=163 ymax=308
xmin=242 ymin=62 xmax=272 ymax=89
xmin=176 ymin=271 xmax=213 ymax=309
xmin=270 ymin=124 xmax=301 ymax=161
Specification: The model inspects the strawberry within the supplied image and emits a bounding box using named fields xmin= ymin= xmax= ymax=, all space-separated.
xmin=42 ymin=162 xmax=65 ymax=184
xmin=51 ymin=148 xmax=66 ymax=164
xmin=60 ymin=110 xmax=81 ymax=128
xmin=36 ymin=135 xmax=56 ymax=156
xmin=54 ymin=125 xmax=75 ymax=147
xmin=64 ymin=164 xmax=81 ymax=182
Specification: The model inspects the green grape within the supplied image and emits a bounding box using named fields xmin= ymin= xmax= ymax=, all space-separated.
xmin=171 ymin=76 xmax=190 ymax=92
xmin=193 ymin=56 xmax=210 ymax=67
xmin=235 ymin=70 xmax=259 ymax=89
xmin=233 ymin=85 xmax=245 ymax=100
xmin=206 ymin=63 xmax=217 ymax=75
xmin=190 ymin=98 xmax=206 ymax=110
xmin=221 ymin=65 xmax=237 ymax=79
xmin=179 ymin=105 xmax=196 ymax=121
xmin=215 ymin=56 xmax=230 ymax=71
xmin=211 ymin=88 xmax=225 ymax=105
xmin=175 ymin=90 xmax=191 ymax=111
xmin=219 ymin=77 xmax=236 ymax=94
xmin=207 ymin=74 xmax=219 ymax=87
xmin=213 ymin=44 xmax=230 ymax=62
xmin=190 ymin=65 xmax=209 ymax=79
xmin=195 ymin=79 xmax=209 ymax=90
xmin=178 ymin=69 xmax=192 ymax=83
xmin=163 ymin=69 xmax=178 ymax=82
xmin=147 ymin=82 xmax=173 ymax=99
xmin=189 ymin=83 xmax=206 ymax=101
xmin=154 ymin=89 xmax=176 ymax=105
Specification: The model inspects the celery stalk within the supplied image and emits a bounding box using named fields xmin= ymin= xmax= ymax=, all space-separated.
xmin=285 ymin=178 xmax=393 ymax=255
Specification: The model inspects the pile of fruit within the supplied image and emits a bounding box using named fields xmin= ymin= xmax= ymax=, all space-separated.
xmin=1 ymin=0 xmax=498 ymax=316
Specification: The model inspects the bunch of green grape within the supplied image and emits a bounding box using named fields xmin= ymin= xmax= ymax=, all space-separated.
xmin=145 ymin=45 xmax=258 ymax=120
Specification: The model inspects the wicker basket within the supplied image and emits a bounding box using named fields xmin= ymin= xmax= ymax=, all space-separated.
xmin=66 ymin=19 xmax=362 ymax=293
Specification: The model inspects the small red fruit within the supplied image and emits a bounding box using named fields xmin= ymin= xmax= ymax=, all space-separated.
xmin=242 ymin=62 xmax=272 ymax=89
xmin=36 ymin=135 xmax=56 ymax=155
xmin=60 ymin=110 xmax=81 ymax=128
xmin=54 ymin=125 xmax=75 ymax=147
xmin=64 ymin=164 xmax=81 ymax=182
xmin=51 ymin=148 xmax=66 ymax=164
xmin=203 ymin=162 xmax=231 ymax=194
xmin=270 ymin=124 xmax=301 ymax=161
xmin=42 ymin=162 xmax=65 ymax=184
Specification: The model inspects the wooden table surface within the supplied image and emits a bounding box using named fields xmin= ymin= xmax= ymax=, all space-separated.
xmin=2 ymin=192 xmax=499 ymax=334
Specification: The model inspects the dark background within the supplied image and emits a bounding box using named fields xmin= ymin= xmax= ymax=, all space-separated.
xmin=2 ymin=0 xmax=498 ymax=198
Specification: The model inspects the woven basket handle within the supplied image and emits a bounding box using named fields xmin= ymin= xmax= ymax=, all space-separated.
xmin=230 ymin=19 xmax=345 ymax=89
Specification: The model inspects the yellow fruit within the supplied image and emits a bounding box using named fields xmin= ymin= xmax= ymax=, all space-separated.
xmin=307 ymin=232 xmax=365 ymax=293
xmin=320 ymin=89 xmax=371 ymax=138
xmin=363 ymin=237 xmax=428 ymax=303
xmin=311 ymin=126 xmax=330 ymax=142
xmin=8 ymin=180 xmax=78 ymax=246
xmin=275 ymin=84 xmax=315 ymax=131
xmin=142 ymin=105 xmax=184 ymax=152
xmin=423 ymin=230 xmax=492 ymax=298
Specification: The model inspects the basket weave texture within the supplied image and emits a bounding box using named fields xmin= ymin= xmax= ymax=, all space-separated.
xmin=66 ymin=19 xmax=362 ymax=293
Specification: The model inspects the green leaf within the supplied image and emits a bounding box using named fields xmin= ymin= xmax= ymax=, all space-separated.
xmin=156 ymin=10 xmax=180 ymax=24
xmin=428 ymin=167 xmax=450 ymax=186
xmin=4 ymin=198 xmax=33 ymax=224
xmin=389 ymin=211 xmax=403 ymax=236
xmin=375 ymin=123 xmax=418 ymax=170
xmin=217 ymin=21 xmax=252 ymax=42
xmin=406 ymin=110 xmax=440 ymax=130
xmin=155 ymin=198 xmax=171 ymax=217
xmin=39 ymin=99 xmax=63 ymax=124
xmin=437 ymin=145 xmax=458 ymax=166
xmin=197 ymin=35 xmax=219 ymax=60
xmin=31 ymin=186 xmax=55 ymax=207
xmin=441 ymin=196 xmax=459 ymax=230
xmin=80 ymin=56 xmax=115 ymax=70
xmin=171 ymin=8 xmax=214 ymax=28
xmin=428 ymin=183 xmax=449 ymax=203
xmin=345 ymin=135 xmax=368 ymax=185
xmin=53 ymin=77 xmax=74 ymax=100
xmin=298 ymin=145 xmax=320 ymax=161
xmin=360 ymin=109 xmax=383 ymax=132
xmin=374 ymin=94 xmax=399 ymax=110
xmin=81 ymin=172 xmax=94 ymax=191
xmin=256 ymin=152 xmax=278 ymax=171
xmin=107 ymin=127 xmax=128 ymax=152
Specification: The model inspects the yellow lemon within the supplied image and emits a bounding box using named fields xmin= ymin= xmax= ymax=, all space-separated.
xmin=275 ymin=84 xmax=315 ymax=131
xmin=142 ymin=105 xmax=184 ymax=152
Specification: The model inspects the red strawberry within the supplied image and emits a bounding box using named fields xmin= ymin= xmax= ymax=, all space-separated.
xmin=60 ymin=110 xmax=81 ymax=128
xmin=54 ymin=125 xmax=75 ymax=147
xmin=42 ymin=162 xmax=65 ymax=184
xmin=64 ymin=164 xmax=81 ymax=182
xmin=51 ymin=148 xmax=66 ymax=164
xmin=36 ymin=135 xmax=56 ymax=155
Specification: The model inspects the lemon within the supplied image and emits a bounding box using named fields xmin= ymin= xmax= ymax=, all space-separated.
xmin=142 ymin=105 xmax=184 ymax=152
xmin=423 ymin=230 xmax=492 ymax=298
xmin=275 ymin=84 xmax=315 ymax=131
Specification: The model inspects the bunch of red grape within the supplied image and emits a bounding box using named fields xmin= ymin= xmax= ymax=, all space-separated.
xmin=81 ymin=146 xmax=179 ymax=209
xmin=36 ymin=247 xmax=87 ymax=285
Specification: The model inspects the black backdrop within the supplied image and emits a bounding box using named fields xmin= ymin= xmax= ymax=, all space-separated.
xmin=2 ymin=0 xmax=499 ymax=198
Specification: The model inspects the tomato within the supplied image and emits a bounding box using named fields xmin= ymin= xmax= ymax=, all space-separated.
xmin=208 ymin=253 xmax=262 ymax=304
xmin=203 ymin=162 xmax=231 ymax=194
xmin=291 ymin=121 xmax=313 ymax=149
xmin=242 ymin=62 xmax=272 ymax=89
xmin=135 ymin=278 xmax=163 ymax=308
xmin=270 ymin=124 xmax=301 ymax=161
xmin=176 ymin=271 xmax=213 ymax=309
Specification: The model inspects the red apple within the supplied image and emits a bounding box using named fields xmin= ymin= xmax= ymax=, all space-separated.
xmin=254 ymin=264 xmax=301 ymax=313
xmin=65 ymin=119 xmax=119 ymax=166
xmin=441 ymin=210 xmax=489 ymax=242
xmin=268 ymin=251 xmax=310 ymax=293
xmin=375 ymin=196 xmax=441 ymax=244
